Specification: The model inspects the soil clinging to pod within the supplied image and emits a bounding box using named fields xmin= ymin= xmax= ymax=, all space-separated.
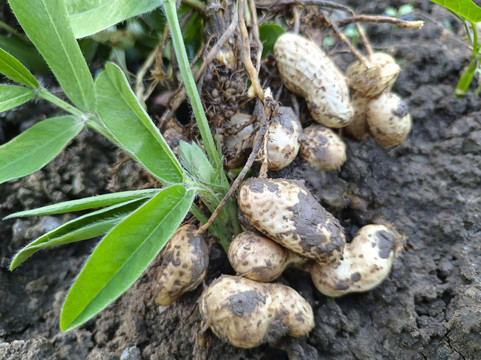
xmin=154 ymin=224 xmax=209 ymax=306
xmin=238 ymin=177 xmax=345 ymax=265
xmin=199 ymin=275 xmax=314 ymax=348
xmin=308 ymin=224 xmax=400 ymax=297
xmin=299 ymin=124 xmax=347 ymax=171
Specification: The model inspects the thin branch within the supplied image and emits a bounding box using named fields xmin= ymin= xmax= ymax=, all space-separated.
xmin=324 ymin=15 xmax=367 ymax=65
xmin=338 ymin=15 xmax=424 ymax=29
xmin=248 ymin=0 xmax=263 ymax=73
xmin=239 ymin=0 xmax=264 ymax=101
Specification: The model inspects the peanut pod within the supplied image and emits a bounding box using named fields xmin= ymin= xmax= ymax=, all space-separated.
xmin=199 ymin=275 xmax=314 ymax=348
xmin=154 ymin=224 xmax=209 ymax=306
xmin=238 ymin=177 xmax=345 ymax=265
xmin=274 ymin=33 xmax=353 ymax=128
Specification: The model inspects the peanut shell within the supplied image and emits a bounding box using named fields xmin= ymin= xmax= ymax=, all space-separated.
xmin=238 ymin=177 xmax=345 ymax=265
xmin=274 ymin=33 xmax=352 ymax=128
xmin=299 ymin=124 xmax=346 ymax=171
xmin=367 ymin=92 xmax=411 ymax=148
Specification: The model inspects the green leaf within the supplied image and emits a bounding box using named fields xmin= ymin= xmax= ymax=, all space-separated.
xmin=0 ymin=116 xmax=84 ymax=185
xmin=5 ymin=189 xmax=160 ymax=219
xmin=430 ymin=0 xmax=481 ymax=23
xmin=0 ymin=36 xmax=49 ymax=74
xmin=10 ymin=198 xmax=148 ymax=270
xmin=65 ymin=0 xmax=161 ymax=39
xmin=8 ymin=0 xmax=95 ymax=112
xmin=0 ymin=85 xmax=35 ymax=112
xmin=0 ymin=47 xmax=39 ymax=88
xmin=178 ymin=140 xmax=217 ymax=186
xmin=60 ymin=184 xmax=194 ymax=331
xmin=95 ymin=62 xmax=183 ymax=184
xmin=259 ymin=23 xmax=285 ymax=58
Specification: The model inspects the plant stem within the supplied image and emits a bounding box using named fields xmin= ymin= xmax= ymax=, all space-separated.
xmin=163 ymin=0 xmax=221 ymax=171
xmin=37 ymin=88 xmax=85 ymax=117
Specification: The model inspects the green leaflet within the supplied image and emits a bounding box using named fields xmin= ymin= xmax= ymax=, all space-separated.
xmin=0 ymin=85 xmax=35 ymax=112
xmin=0 ymin=47 xmax=39 ymax=88
xmin=259 ymin=23 xmax=285 ymax=58
xmin=431 ymin=0 xmax=481 ymax=23
xmin=60 ymin=184 xmax=194 ymax=331
xmin=8 ymin=0 xmax=95 ymax=112
xmin=95 ymin=63 xmax=183 ymax=184
xmin=10 ymin=197 xmax=148 ymax=270
xmin=66 ymin=0 xmax=160 ymax=39
xmin=5 ymin=188 xmax=160 ymax=219
xmin=0 ymin=116 xmax=84 ymax=184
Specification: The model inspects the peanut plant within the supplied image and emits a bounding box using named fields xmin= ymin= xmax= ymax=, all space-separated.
xmin=431 ymin=0 xmax=481 ymax=96
xmin=0 ymin=0 xmax=239 ymax=332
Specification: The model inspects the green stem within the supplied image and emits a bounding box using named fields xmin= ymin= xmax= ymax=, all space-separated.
xmin=0 ymin=20 xmax=28 ymax=41
xmin=37 ymin=88 xmax=85 ymax=117
xmin=469 ymin=20 xmax=479 ymax=59
xmin=163 ymin=0 xmax=221 ymax=171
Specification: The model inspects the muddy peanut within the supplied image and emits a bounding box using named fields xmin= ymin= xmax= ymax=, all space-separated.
xmin=238 ymin=177 xmax=345 ymax=265
xmin=367 ymin=92 xmax=412 ymax=148
xmin=154 ymin=224 xmax=209 ymax=306
xmin=309 ymin=224 xmax=399 ymax=297
xmin=299 ymin=124 xmax=346 ymax=171
xmin=274 ymin=33 xmax=353 ymax=128
xmin=199 ymin=275 xmax=314 ymax=348
xmin=228 ymin=231 xmax=308 ymax=282
xmin=264 ymin=106 xmax=302 ymax=170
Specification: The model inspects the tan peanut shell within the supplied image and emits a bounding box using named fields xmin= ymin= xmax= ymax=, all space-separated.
xmin=238 ymin=177 xmax=345 ymax=265
xmin=309 ymin=224 xmax=399 ymax=297
xmin=344 ymin=93 xmax=370 ymax=140
xmin=265 ymin=106 xmax=302 ymax=170
xmin=154 ymin=224 xmax=209 ymax=306
xmin=199 ymin=275 xmax=314 ymax=348
xmin=274 ymin=33 xmax=353 ymax=128
xmin=228 ymin=231 xmax=308 ymax=282
xmin=346 ymin=53 xmax=401 ymax=99
xmin=367 ymin=92 xmax=412 ymax=148
xmin=299 ymin=124 xmax=346 ymax=171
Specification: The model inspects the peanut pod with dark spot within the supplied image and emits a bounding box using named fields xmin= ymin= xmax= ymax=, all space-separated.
xmin=238 ymin=177 xmax=346 ymax=265
xmin=154 ymin=224 xmax=209 ymax=306
xmin=199 ymin=275 xmax=314 ymax=348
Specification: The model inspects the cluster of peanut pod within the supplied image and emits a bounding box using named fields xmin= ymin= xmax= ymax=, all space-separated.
xmin=153 ymin=33 xmax=406 ymax=349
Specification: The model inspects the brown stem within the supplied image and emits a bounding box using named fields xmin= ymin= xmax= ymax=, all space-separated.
xmin=238 ymin=0 xmax=264 ymax=101
xmin=338 ymin=15 xmax=424 ymax=29
xmin=248 ymin=0 xmax=263 ymax=73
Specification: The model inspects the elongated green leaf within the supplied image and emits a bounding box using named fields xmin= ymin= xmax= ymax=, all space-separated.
xmin=5 ymin=189 xmax=160 ymax=219
xmin=431 ymin=0 xmax=481 ymax=23
xmin=60 ymin=184 xmax=194 ymax=331
xmin=0 ymin=116 xmax=84 ymax=184
xmin=95 ymin=63 xmax=183 ymax=184
xmin=8 ymin=0 xmax=95 ymax=112
xmin=66 ymin=0 xmax=160 ymax=39
xmin=0 ymin=85 xmax=35 ymax=112
xmin=10 ymin=198 xmax=148 ymax=270
xmin=0 ymin=47 xmax=39 ymax=88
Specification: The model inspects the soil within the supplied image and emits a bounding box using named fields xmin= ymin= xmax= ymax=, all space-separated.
xmin=1 ymin=1 xmax=481 ymax=359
